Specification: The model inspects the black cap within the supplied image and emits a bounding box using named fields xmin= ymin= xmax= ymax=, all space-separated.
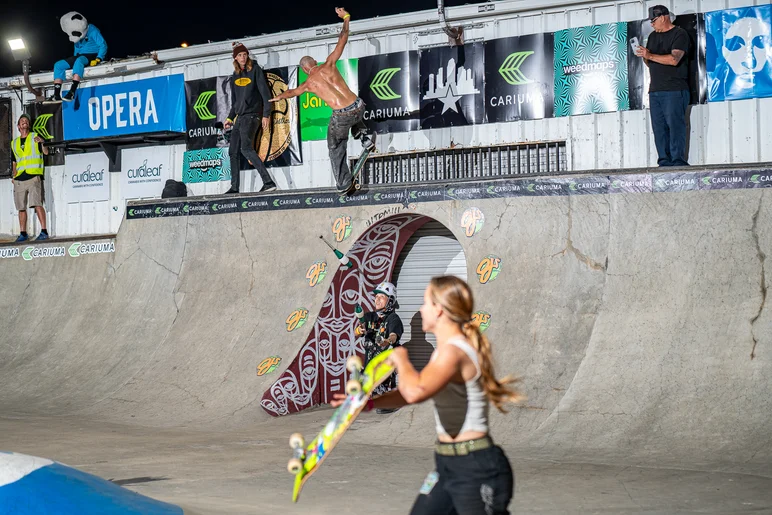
xmin=648 ymin=5 xmax=670 ymax=20
xmin=18 ymin=113 xmax=31 ymax=124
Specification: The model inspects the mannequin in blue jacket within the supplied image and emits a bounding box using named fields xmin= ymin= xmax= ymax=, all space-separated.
xmin=52 ymin=12 xmax=108 ymax=102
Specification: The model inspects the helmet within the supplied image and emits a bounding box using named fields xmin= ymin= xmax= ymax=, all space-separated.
xmin=373 ymin=281 xmax=399 ymax=314
xmin=373 ymin=281 xmax=396 ymax=299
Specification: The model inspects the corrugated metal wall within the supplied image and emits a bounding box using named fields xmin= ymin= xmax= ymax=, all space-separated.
xmin=1 ymin=0 xmax=770 ymax=238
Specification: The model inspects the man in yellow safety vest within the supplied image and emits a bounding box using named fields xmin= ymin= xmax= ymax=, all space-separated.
xmin=11 ymin=114 xmax=50 ymax=242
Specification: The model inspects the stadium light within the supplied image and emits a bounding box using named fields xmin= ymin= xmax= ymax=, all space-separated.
xmin=7 ymin=38 xmax=31 ymax=62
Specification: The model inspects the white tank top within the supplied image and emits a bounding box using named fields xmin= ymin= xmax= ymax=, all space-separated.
xmin=431 ymin=337 xmax=489 ymax=437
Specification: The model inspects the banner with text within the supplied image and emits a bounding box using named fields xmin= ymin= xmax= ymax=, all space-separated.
xmin=705 ymin=5 xmax=772 ymax=102
xmin=554 ymin=22 xmax=629 ymax=116
xmin=182 ymin=147 xmax=230 ymax=184
xmin=258 ymin=66 xmax=303 ymax=167
xmin=299 ymin=59 xmax=359 ymax=141
xmin=185 ymin=76 xmax=232 ymax=150
xmin=485 ymin=33 xmax=555 ymax=122
xmin=63 ymin=74 xmax=186 ymax=141
xmin=64 ymin=152 xmax=110 ymax=202
xmin=358 ymin=51 xmax=420 ymax=133
xmin=26 ymin=101 xmax=64 ymax=166
xmin=420 ymin=42 xmax=485 ymax=129
xmin=120 ymin=146 xmax=172 ymax=199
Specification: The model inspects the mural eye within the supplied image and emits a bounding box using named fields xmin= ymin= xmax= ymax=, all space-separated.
xmin=340 ymin=290 xmax=359 ymax=305
xmin=724 ymin=36 xmax=745 ymax=52
xmin=751 ymin=35 xmax=769 ymax=50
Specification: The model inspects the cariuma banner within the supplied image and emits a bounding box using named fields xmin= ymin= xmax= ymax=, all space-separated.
xmin=358 ymin=51 xmax=420 ymax=133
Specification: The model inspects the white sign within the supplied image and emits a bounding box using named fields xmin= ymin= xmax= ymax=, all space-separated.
xmin=120 ymin=146 xmax=171 ymax=199
xmin=64 ymin=152 xmax=110 ymax=203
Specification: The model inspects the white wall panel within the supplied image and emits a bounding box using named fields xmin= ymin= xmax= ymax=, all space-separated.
xmin=2 ymin=0 xmax=771 ymax=239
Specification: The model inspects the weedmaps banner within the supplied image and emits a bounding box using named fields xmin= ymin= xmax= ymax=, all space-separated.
xmin=554 ymin=22 xmax=629 ymax=116
xmin=358 ymin=51 xmax=420 ymax=133
xmin=258 ymin=66 xmax=302 ymax=167
xmin=299 ymin=59 xmax=358 ymax=141
xmin=182 ymin=147 xmax=230 ymax=184
xmin=485 ymin=34 xmax=555 ymax=122
xmin=705 ymin=5 xmax=772 ymax=102
xmin=420 ymin=42 xmax=485 ymax=129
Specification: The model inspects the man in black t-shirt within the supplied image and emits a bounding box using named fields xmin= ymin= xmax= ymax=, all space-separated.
xmin=355 ymin=281 xmax=404 ymax=410
xmin=635 ymin=5 xmax=690 ymax=167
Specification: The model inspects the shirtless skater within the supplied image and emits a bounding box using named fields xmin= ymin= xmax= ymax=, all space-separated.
xmin=269 ymin=7 xmax=374 ymax=193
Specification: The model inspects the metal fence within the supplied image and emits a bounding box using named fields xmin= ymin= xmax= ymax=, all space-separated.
xmin=353 ymin=141 xmax=567 ymax=186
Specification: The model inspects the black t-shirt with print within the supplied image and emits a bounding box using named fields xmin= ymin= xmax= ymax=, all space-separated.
xmin=360 ymin=311 xmax=404 ymax=347
xmin=646 ymin=26 xmax=690 ymax=92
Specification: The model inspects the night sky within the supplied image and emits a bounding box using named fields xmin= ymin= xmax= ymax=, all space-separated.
xmin=0 ymin=0 xmax=471 ymax=78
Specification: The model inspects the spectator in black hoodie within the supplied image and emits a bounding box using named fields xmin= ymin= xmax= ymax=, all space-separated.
xmin=224 ymin=42 xmax=277 ymax=193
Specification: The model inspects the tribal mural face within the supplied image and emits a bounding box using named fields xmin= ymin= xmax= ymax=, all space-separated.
xmin=261 ymin=214 xmax=430 ymax=416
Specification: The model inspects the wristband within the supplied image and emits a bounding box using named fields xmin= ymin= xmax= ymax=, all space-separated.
xmin=343 ymin=14 xmax=350 ymax=19
xmin=365 ymin=399 xmax=374 ymax=412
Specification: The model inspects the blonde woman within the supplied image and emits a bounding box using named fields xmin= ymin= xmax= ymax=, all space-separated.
xmin=333 ymin=275 xmax=523 ymax=514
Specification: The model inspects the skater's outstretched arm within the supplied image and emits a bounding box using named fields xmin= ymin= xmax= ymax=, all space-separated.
xmin=269 ymin=81 xmax=309 ymax=103
xmin=325 ymin=7 xmax=351 ymax=66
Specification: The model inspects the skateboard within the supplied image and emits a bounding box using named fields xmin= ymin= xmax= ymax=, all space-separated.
xmin=287 ymin=348 xmax=395 ymax=502
xmin=349 ymin=145 xmax=371 ymax=191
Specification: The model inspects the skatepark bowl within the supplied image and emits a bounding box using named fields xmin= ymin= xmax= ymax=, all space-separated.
xmin=1 ymin=164 xmax=771 ymax=514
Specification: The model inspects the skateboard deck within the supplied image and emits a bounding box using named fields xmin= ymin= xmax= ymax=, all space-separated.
xmin=287 ymin=348 xmax=395 ymax=502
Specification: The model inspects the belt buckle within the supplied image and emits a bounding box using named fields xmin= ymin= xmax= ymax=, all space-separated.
xmin=454 ymin=442 xmax=469 ymax=456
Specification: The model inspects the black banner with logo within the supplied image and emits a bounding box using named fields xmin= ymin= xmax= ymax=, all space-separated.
xmin=358 ymin=51 xmax=420 ymax=134
xmin=627 ymin=13 xmax=707 ymax=109
xmin=484 ymin=34 xmax=555 ymax=122
xmin=185 ymin=77 xmax=232 ymax=150
xmin=420 ymin=43 xmax=485 ymax=129
xmin=257 ymin=66 xmax=303 ymax=168
xmin=127 ymin=167 xmax=771 ymax=220
xmin=26 ymin=101 xmax=64 ymax=166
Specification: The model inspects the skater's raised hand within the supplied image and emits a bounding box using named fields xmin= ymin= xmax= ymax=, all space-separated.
xmin=336 ymin=7 xmax=350 ymax=20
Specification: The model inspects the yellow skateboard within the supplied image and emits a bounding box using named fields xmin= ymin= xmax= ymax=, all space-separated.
xmin=287 ymin=349 xmax=395 ymax=502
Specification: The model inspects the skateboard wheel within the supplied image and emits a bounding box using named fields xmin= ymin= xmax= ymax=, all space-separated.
xmin=346 ymin=355 xmax=362 ymax=373
xmin=287 ymin=458 xmax=303 ymax=474
xmin=355 ymin=183 xmax=361 ymax=190
xmin=346 ymin=379 xmax=362 ymax=396
xmin=289 ymin=433 xmax=305 ymax=449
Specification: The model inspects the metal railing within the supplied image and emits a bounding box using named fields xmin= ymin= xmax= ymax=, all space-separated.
xmin=353 ymin=141 xmax=567 ymax=186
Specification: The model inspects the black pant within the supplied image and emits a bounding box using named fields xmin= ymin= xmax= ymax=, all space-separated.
xmin=410 ymin=445 xmax=514 ymax=515
xmin=229 ymin=113 xmax=273 ymax=192
xmin=327 ymin=98 xmax=369 ymax=190
xmin=649 ymin=90 xmax=690 ymax=167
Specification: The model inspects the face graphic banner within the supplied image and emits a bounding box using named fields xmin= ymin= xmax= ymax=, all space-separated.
xmin=705 ymin=5 xmax=772 ymax=102
xmin=554 ymin=22 xmax=630 ymax=116
xmin=419 ymin=43 xmax=485 ymax=129
xmin=358 ymin=51 xmax=420 ymax=133
xmin=485 ymin=33 xmax=555 ymax=122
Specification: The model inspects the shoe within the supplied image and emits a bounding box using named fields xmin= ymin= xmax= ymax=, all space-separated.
xmin=258 ymin=181 xmax=277 ymax=193
xmin=62 ymin=91 xmax=75 ymax=102
xmin=35 ymin=232 xmax=49 ymax=241
xmin=224 ymin=188 xmax=239 ymax=194
xmin=362 ymin=132 xmax=376 ymax=151
xmin=376 ymin=408 xmax=398 ymax=414
xmin=15 ymin=233 xmax=28 ymax=243
xmin=336 ymin=181 xmax=354 ymax=194
xmin=47 ymin=94 xmax=62 ymax=102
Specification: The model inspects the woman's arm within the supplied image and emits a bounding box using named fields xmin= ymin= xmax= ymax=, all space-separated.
xmin=390 ymin=346 xmax=460 ymax=404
